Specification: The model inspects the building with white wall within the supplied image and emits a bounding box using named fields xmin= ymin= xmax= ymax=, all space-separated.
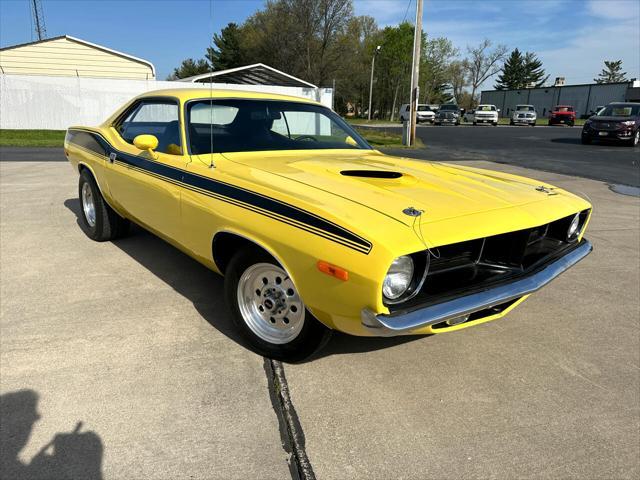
xmin=0 ymin=37 xmax=332 ymax=130
xmin=481 ymin=80 xmax=640 ymax=118
xmin=0 ymin=35 xmax=155 ymax=80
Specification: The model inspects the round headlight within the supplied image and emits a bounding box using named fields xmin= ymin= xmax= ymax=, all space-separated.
xmin=567 ymin=213 xmax=581 ymax=240
xmin=383 ymin=256 xmax=414 ymax=301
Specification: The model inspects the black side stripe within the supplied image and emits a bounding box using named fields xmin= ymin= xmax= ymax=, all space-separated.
xmin=68 ymin=129 xmax=373 ymax=254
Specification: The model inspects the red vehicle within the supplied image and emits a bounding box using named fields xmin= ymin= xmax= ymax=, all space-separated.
xmin=548 ymin=105 xmax=576 ymax=126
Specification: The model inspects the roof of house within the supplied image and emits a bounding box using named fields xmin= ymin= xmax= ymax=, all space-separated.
xmin=0 ymin=35 xmax=156 ymax=76
xmin=178 ymin=63 xmax=316 ymax=88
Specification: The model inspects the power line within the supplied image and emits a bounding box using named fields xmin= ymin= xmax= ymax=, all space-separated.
xmin=401 ymin=0 xmax=413 ymax=24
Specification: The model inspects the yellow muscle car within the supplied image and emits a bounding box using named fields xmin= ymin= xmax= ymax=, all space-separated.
xmin=65 ymin=89 xmax=592 ymax=361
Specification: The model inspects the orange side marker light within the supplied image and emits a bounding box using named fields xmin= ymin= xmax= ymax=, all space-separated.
xmin=317 ymin=261 xmax=349 ymax=281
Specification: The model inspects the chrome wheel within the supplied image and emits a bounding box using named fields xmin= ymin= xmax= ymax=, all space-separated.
xmin=237 ymin=263 xmax=305 ymax=344
xmin=81 ymin=182 xmax=96 ymax=227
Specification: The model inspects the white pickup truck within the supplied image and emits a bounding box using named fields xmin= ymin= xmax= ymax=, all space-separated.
xmin=399 ymin=104 xmax=436 ymax=123
xmin=469 ymin=104 xmax=499 ymax=126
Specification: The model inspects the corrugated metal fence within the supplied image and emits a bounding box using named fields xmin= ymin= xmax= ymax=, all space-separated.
xmin=0 ymin=74 xmax=333 ymax=130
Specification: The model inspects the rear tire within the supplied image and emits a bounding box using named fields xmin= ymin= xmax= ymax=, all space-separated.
xmin=78 ymin=169 xmax=129 ymax=242
xmin=225 ymin=248 xmax=331 ymax=362
xmin=581 ymin=135 xmax=592 ymax=145
xmin=509 ymin=120 xmax=514 ymax=126
xmin=473 ymin=121 xmax=477 ymax=126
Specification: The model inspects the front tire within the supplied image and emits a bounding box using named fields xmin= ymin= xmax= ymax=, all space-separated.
xmin=581 ymin=135 xmax=592 ymax=145
xmin=78 ymin=169 xmax=129 ymax=241
xmin=225 ymin=248 xmax=330 ymax=361
xmin=628 ymin=130 xmax=639 ymax=147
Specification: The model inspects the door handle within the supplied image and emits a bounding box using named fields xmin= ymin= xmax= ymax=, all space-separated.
xmin=108 ymin=152 xmax=117 ymax=163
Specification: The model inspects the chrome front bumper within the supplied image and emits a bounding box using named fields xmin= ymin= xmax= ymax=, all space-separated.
xmin=361 ymin=239 xmax=592 ymax=336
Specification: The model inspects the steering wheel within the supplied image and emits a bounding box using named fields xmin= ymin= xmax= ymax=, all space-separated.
xmin=294 ymin=135 xmax=318 ymax=142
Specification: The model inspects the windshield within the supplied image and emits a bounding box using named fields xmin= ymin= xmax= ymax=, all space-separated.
xmin=478 ymin=105 xmax=496 ymax=111
xmin=439 ymin=104 xmax=458 ymax=111
xmin=516 ymin=105 xmax=534 ymax=111
xmin=597 ymin=104 xmax=640 ymax=117
xmin=186 ymin=99 xmax=371 ymax=154
xmin=417 ymin=105 xmax=431 ymax=112
xmin=555 ymin=106 xmax=573 ymax=112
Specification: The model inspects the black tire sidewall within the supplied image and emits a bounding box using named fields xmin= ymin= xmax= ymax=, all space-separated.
xmin=224 ymin=248 xmax=330 ymax=362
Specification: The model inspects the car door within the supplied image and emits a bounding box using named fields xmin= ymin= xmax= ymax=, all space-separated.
xmin=105 ymin=98 xmax=187 ymax=241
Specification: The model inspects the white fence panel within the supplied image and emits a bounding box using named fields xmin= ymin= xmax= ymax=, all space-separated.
xmin=0 ymin=74 xmax=332 ymax=130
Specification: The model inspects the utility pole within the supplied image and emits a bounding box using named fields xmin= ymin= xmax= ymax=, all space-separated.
xmin=30 ymin=0 xmax=47 ymax=41
xmin=368 ymin=45 xmax=381 ymax=121
xmin=408 ymin=0 xmax=423 ymax=145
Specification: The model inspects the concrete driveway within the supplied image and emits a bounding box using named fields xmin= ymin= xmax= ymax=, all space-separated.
xmin=1 ymin=159 xmax=638 ymax=479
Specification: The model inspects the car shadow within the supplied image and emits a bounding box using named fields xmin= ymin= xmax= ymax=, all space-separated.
xmin=549 ymin=138 xmax=583 ymax=145
xmin=64 ymin=199 xmax=423 ymax=362
xmin=0 ymin=389 xmax=104 ymax=480
xmin=550 ymin=137 xmax=631 ymax=147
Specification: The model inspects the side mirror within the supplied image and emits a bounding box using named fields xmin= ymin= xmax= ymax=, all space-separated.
xmin=345 ymin=135 xmax=358 ymax=147
xmin=133 ymin=134 xmax=159 ymax=159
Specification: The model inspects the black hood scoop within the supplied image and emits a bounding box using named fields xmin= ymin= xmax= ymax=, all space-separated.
xmin=340 ymin=170 xmax=403 ymax=179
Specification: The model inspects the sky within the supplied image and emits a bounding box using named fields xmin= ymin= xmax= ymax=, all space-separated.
xmin=1 ymin=0 xmax=638 ymax=89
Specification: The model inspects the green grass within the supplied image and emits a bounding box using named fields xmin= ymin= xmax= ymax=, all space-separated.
xmin=354 ymin=127 xmax=423 ymax=149
xmin=0 ymin=129 xmax=66 ymax=147
xmin=492 ymin=117 xmax=586 ymax=126
xmin=346 ymin=118 xmax=399 ymax=126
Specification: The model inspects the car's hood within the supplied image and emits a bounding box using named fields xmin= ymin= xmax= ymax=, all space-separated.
xmin=223 ymin=150 xmax=571 ymax=226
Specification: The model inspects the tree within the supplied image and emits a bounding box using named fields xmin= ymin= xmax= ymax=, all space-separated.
xmin=494 ymin=48 xmax=524 ymax=90
xmin=206 ymin=23 xmax=246 ymax=71
xmin=167 ymin=58 xmax=211 ymax=80
xmin=448 ymin=60 xmax=468 ymax=102
xmin=332 ymin=15 xmax=379 ymax=115
xmin=494 ymin=49 xmax=548 ymax=89
xmin=422 ymin=37 xmax=459 ymax=104
xmin=464 ymin=39 xmax=508 ymax=107
xmin=523 ymin=52 xmax=548 ymax=87
xmin=594 ymin=60 xmax=628 ymax=83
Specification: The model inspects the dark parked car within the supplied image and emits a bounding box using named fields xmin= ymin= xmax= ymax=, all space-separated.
xmin=434 ymin=104 xmax=461 ymax=125
xmin=548 ymin=105 xmax=576 ymax=126
xmin=581 ymin=102 xmax=640 ymax=146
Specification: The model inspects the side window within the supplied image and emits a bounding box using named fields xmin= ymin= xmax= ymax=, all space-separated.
xmin=116 ymin=100 xmax=182 ymax=155
xmin=405 ymin=105 xmax=410 ymax=112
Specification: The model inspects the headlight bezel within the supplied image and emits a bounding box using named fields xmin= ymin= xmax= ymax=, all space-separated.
xmin=382 ymin=252 xmax=430 ymax=305
xmin=567 ymin=213 xmax=582 ymax=241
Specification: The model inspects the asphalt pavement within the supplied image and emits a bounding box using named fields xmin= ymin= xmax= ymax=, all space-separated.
xmin=378 ymin=124 xmax=640 ymax=187
xmin=1 ymin=157 xmax=639 ymax=479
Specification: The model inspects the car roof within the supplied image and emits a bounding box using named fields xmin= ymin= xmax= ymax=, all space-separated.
xmin=134 ymin=88 xmax=321 ymax=106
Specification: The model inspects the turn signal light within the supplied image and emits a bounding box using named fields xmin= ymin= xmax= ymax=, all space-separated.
xmin=317 ymin=261 xmax=349 ymax=281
